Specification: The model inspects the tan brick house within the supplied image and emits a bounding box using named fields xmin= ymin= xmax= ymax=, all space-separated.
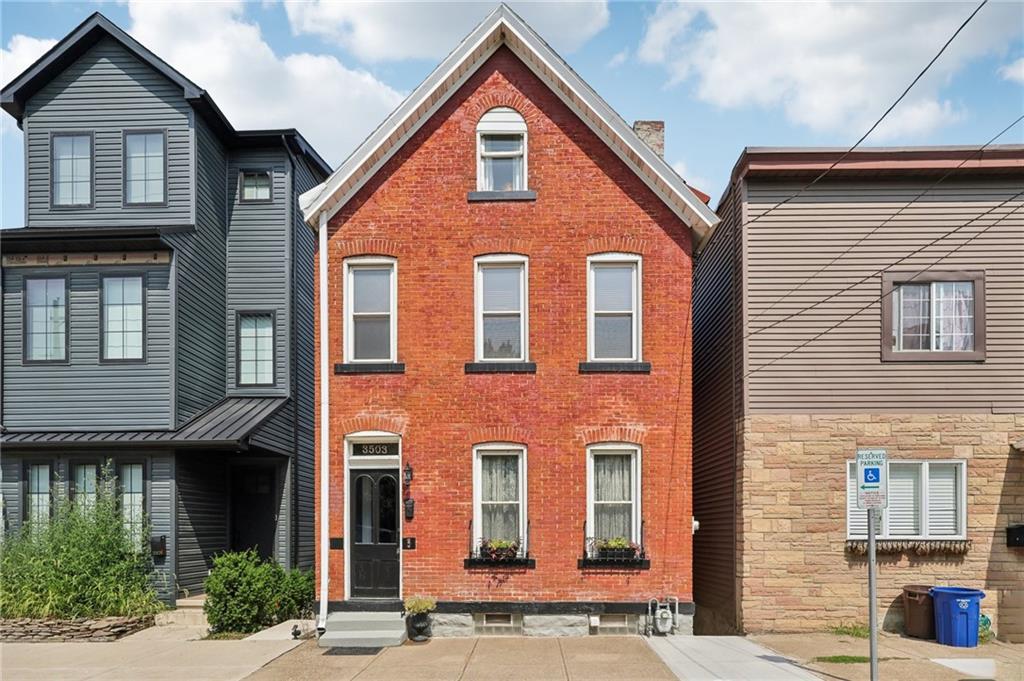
xmin=692 ymin=146 xmax=1024 ymax=640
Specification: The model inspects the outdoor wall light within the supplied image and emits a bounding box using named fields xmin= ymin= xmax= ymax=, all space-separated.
xmin=404 ymin=463 xmax=414 ymax=486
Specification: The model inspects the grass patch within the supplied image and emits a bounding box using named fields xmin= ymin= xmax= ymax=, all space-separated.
xmin=203 ymin=631 xmax=249 ymax=640
xmin=826 ymin=622 xmax=870 ymax=638
xmin=814 ymin=655 xmax=908 ymax=664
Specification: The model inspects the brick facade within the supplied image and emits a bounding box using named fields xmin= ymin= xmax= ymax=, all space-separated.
xmin=737 ymin=412 xmax=1024 ymax=635
xmin=314 ymin=47 xmax=695 ymax=604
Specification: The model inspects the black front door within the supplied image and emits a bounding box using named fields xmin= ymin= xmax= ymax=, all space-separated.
xmin=350 ymin=469 xmax=400 ymax=598
xmin=231 ymin=465 xmax=278 ymax=561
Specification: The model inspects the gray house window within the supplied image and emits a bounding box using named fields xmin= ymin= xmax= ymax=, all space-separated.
xmin=73 ymin=463 xmax=99 ymax=511
xmin=882 ymin=271 xmax=986 ymax=362
xmin=103 ymin=276 xmax=144 ymax=360
xmin=125 ymin=131 xmax=166 ymax=205
xmin=27 ymin=463 xmax=51 ymax=526
xmin=52 ymin=133 xmax=92 ymax=207
xmin=25 ymin=277 xmax=67 ymax=362
xmin=120 ymin=463 xmax=144 ymax=546
xmin=238 ymin=312 xmax=274 ymax=385
xmin=241 ymin=171 xmax=272 ymax=202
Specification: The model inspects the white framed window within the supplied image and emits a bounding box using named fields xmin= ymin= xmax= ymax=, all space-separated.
xmin=344 ymin=257 xmax=397 ymax=363
xmin=846 ymin=460 xmax=966 ymax=540
xmin=238 ymin=312 xmax=274 ymax=385
xmin=26 ymin=463 xmax=51 ymax=527
xmin=894 ymin=281 xmax=975 ymax=352
xmin=25 ymin=277 xmax=67 ymax=362
xmin=52 ymin=133 xmax=92 ymax=207
xmin=120 ymin=463 xmax=145 ymax=546
xmin=103 ymin=276 xmax=144 ymax=360
xmin=587 ymin=254 xmax=642 ymax=361
xmin=476 ymin=107 xmax=527 ymax=192
xmin=586 ymin=443 xmax=641 ymax=543
xmin=473 ymin=444 xmax=527 ymax=555
xmin=475 ymin=255 xmax=528 ymax=361
xmin=124 ymin=131 xmax=166 ymax=204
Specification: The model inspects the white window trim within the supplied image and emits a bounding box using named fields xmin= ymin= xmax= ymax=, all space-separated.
xmin=894 ymin=281 xmax=975 ymax=353
xmin=586 ymin=443 xmax=642 ymax=543
xmin=474 ymin=254 xmax=529 ymax=362
xmin=343 ymin=256 xmax=398 ymax=363
xmin=587 ymin=253 xmax=642 ymax=362
xmin=472 ymin=443 xmax=528 ymax=556
xmin=476 ymin=109 xmax=528 ymax=192
xmin=845 ymin=459 xmax=967 ymax=540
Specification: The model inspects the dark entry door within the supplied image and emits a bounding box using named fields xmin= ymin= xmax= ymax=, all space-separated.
xmin=350 ymin=469 xmax=400 ymax=598
xmin=231 ymin=466 xmax=277 ymax=561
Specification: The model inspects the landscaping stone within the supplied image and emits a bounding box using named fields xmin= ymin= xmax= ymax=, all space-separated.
xmin=0 ymin=615 xmax=153 ymax=642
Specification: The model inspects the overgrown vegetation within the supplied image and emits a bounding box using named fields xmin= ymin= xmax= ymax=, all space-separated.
xmin=826 ymin=622 xmax=871 ymax=638
xmin=203 ymin=550 xmax=314 ymax=634
xmin=0 ymin=466 xmax=162 ymax=619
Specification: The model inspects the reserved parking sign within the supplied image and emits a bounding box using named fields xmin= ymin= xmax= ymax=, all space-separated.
xmin=856 ymin=449 xmax=888 ymax=510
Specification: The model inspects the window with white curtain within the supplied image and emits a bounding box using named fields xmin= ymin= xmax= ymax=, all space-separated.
xmin=476 ymin=107 xmax=527 ymax=192
xmin=238 ymin=312 xmax=274 ymax=385
xmin=846 ymin=460 xmax=965 ymax=539
xmin=120 ymin=463 xmax=145 ymax=546
xmin=475 ymin=256 xmax=528 ymax=361
xmin=588 ymin=254 xmax=641 ymax=361
xmin=473 ymin=445 xmax=527 ymax=553
xmin=587 ymin=444 xmax=641 ymax=542
xmin=25 ymin=278 xmax=67 ymax=362
xmin=52 ymin=133 xmax=92 ymax=206
xmin=345 ymin=258 xmax=397 ymax=362
xmin=125 ymin=131 xmax=165 ymax=204
xmin=103 ymin=276 xmax=144 ymax=360
xmin=894 ymin=281 xmax=975 ymax=352
xmin=73 ymin=463 xmax=99 ymax=511
xmin=27 ymin=464 xmax=51 ymax=527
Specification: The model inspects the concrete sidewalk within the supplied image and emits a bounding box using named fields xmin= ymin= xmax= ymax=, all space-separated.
xmin=0 ymin=624 xmax=303 ymax=681
xmin=646 ymin=635 xmax=820 ymax=680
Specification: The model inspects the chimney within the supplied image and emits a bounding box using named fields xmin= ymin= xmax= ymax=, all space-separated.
xmin=632 ymin=120 xmax=664 ymax=158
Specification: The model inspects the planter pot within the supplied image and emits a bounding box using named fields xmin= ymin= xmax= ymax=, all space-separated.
xmin=407 ymin=612 xmax=431 ymax=642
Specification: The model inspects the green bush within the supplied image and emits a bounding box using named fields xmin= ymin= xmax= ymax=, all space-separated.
xmin=203 ymin=550 xmax=314 ymax=633
xmin=0 ymin=465 xmax=162 ymax=619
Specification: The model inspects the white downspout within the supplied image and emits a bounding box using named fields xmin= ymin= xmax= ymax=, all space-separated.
xmin=316 ymin=211 xmax=330 ymax=634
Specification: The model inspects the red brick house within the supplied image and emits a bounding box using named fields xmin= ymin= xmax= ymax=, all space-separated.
xmin=300 ymin=5 xmax=718 ymax=644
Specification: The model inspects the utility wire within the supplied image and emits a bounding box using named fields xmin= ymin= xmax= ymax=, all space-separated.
xmin=744 ymin=198 xmax=1022 ymax=380
xmin=747 ymin=113 xmax=1024 ymax=328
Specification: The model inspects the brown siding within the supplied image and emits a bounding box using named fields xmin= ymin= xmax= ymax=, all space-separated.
xmin=743 ymin=177 xmax=1024 ymax=413
xmin=691 ymin=184 xmax=744 ymax=632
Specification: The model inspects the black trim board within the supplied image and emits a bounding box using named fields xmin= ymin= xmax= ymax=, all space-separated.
xmin=319 ymin=600 xmax=695 ymax=615
xmin=579 ymin=362 xmax=651 ymax=373
xmin=335 ymin=363 xmax=405 ymax=374
xmin=464 ymin=362 xmax=536 ymax=373
xmin=464 ymin=557 xmax=536 ymax=569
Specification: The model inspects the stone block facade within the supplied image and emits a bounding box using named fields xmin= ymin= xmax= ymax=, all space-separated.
xmin=737 ymin=412 xmax=1023 ymax=636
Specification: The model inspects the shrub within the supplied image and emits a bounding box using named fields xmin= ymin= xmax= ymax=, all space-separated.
xmin=203 ymin=550 xmax=314 ymax=633
xmin=0 ymin=465 xmax=162 ymax=619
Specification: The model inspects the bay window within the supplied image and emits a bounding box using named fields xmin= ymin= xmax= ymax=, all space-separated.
xmin=846 ymin=460 xmax=966 ymax=539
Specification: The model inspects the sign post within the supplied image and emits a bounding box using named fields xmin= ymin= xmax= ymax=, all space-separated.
xmin=856 ymin=448 xmax=887 ymax=681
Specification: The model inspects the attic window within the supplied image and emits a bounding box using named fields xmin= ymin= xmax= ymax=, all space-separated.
xmin=476 ymin=108 xmax=527 ymax=192
xmin=241 ymin=171 xmax=272 ymax=202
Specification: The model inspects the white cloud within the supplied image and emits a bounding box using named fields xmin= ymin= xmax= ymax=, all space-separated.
xmin=126 ymin=0 xmax=403 ymax=166
xmin=284 ymin=1 xmax=609 ymax=63
xmin=638 ymin=1 xmax=1022 ymax=141
xmin=607 ymin=48 xmax=629 ymax=69
xmin=2 ymin=35 xmax=58 ymax=134
xmin=1000 ymin=56 xmax=1024 ymax=84
xmin=671 ymin=160 xmax=714 ymax=203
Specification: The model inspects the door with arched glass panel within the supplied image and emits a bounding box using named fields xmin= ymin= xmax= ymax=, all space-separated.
xmin=350 ymin=469 xmax=400 ymax=598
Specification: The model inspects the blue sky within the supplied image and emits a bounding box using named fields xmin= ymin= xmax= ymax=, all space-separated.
xmin=2 ymin=1 xmax=1022 ymax=228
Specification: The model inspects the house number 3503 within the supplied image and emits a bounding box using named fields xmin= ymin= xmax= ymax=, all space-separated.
xmin=359 ymin=444 xmax=393 ymax=455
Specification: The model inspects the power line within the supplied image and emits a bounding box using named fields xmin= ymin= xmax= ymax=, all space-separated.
xmin=744 ymin=199 xmax=1022 ymax=380
xmin=747 ymin=113 xmax=1024 ymax=327
xmin=735 ymin=0 xmax=990 ymax=232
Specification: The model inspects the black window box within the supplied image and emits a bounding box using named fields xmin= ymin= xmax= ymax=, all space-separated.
xmin=334 ymin=362 xmax=405 ymax=374
xmin=465 ymin=362 xmax=537 ymax=374
xmin=578 ymin=362 xmax=651 ymax=374
xmin=464 ymin=557 xmax=536 ymax=569
xmin=577 ymin=557 xmax=651 ymax=570
xmin=467 ymin=190 xmax=537 ymax=202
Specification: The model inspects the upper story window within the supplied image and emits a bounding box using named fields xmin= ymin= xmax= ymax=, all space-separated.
xmin=26 ymin=463 xmax=51 ymax=526
xmin=25 ymin=277 xmax=67 ymax=363
xmin=124 ymin=131 xmax=166 ymax=205
xmin=241 ymin=171 xmax=272 ymax=202
xmin=238 ymin=312 xmax=275 ymax=386
xmin=473 ymin=444 xmax=527 ymax=556
xmin=52 ymin=133 xmax=92 ymax=207
xmin=475 ymin=255 xmax=528 ymax=361
xmin=344 ymin=258 xmax=397 ymax=363
xmin=882 ymin=271 xmax=985 ymax=362
xmin=587 ymin=254 xmax=642 ymax=362
xmin=587 ymin=444 xmax=641 ymax=544
xmin=103 ymin=276 xmax=144 ymax=361
xmin=477 ymin=108 xmax=527 ymax=192
xmin=847 ymin=460 xmax=965 ymax=540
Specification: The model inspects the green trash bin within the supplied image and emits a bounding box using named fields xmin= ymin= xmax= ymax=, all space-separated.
xmin=903 ymin=585 xmax=935 ymax=639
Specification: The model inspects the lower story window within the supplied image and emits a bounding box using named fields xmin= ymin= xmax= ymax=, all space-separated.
xmin=120 ymin=463 xmax=145 ymax=546
xmin=846 ymin=460 xmax=965 ymax=539
xmin=73 ymin=463 xmax=99 ymax=510
xmin=27 ymin=463 xmax=51 ymax=526
xmin=473 ymin=445 xmax=526 ymax=556
xmin=587 ymin=444 xmax=640 ymax=543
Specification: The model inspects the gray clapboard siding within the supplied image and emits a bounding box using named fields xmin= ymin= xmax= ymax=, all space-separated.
xmin=249 ymin=401 xmax=294 ymax=455
xmin=744 ymin=178 xmax=1024 ymax=413
xmin=149 ymin=453 xmax=176 ymax=602
xmin=166 ymin=114 xmax=226 ymax=425
xmin=25 ymin=37 xmax=192 ymax=228
xmin=225 ymin=148 xmax=289 ymax=394
xmin=1 ymin=456 xmax=22 ymax=534
xmin=174 ymin=453 xmax=228 ymax=596
xmin=276 ymin=458 xmax=292 ymax=568
xmin=1 ymin=265 xmax=172 ymax=431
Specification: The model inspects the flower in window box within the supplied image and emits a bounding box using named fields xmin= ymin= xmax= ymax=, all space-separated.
xmin=594 ymin=537 xmax=641 ymax=560
xmin=479 ymin=538 xmax=521 ymax=561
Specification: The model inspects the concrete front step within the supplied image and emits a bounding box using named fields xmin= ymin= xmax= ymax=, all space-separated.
xmin=318 ymin=628 xmax=407 ymax=648
xmin=319 ymin=610 xmax=408 ymax=648
xmin=156 ymin=595 xmax=209 ymax=627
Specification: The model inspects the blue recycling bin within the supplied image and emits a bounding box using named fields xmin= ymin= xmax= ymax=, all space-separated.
xmin=930 ymin=586 xmax=985 ymax=647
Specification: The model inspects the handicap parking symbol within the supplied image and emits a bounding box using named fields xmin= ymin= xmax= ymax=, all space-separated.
xmin=863 ymin=467 xmax=880 ymax=484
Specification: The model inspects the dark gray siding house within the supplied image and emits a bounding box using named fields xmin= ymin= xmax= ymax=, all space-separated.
xmin=0 ymin=12 xmax=329 ymax=603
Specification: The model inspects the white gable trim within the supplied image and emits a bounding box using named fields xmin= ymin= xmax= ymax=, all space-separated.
xmin=300 ymin=4 xmax=719 ymax=244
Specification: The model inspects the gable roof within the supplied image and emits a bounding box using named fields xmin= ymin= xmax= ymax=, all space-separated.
xmin=1 ymin=12 xmax=331 ymax=177
xmin=298 ymin=3 xmax=719 ymax=245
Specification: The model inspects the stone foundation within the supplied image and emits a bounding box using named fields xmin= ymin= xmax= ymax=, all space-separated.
xmin=0 ymin=615 xmax=154 ymax=642
xmin=428 ymin=613 xmax=474 ymax=637
xmin=522 ymin=614 xmax=589 ymax=637
xmin=738 ymin=412 xmax=1024 ymax=635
